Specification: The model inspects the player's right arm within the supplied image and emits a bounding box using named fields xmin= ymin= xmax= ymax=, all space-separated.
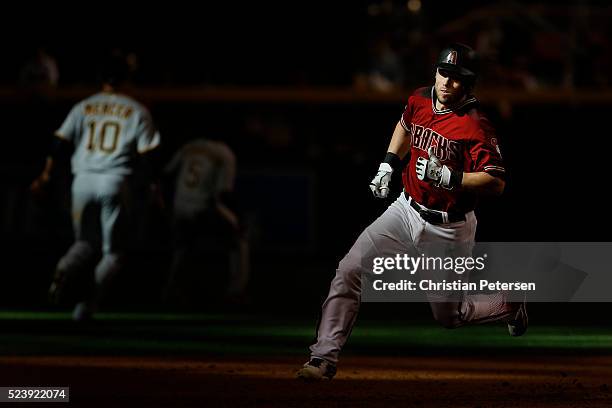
xmin=214 ymin=143 xmax=241 ymax=231
xmin=29 ymin=156 xmax=53 ymax=194
xmin=30 ymin=104 xmax=80 ymax=194
xmin=386 ymin=119 xmax=411 ymax=159
xmin=370 ymin=100 xmax=413 ymax=198
xmin=30 ymin=136 xmax=73 ymax=195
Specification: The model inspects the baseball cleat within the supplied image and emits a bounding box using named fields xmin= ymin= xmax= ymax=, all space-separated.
xmin=296 ymin=357 xmax=337 ymax=381
xmin=72 ymin=302 xmax=93 ymax=322
xmin=507 ymin=300 xmax=528 ymax=337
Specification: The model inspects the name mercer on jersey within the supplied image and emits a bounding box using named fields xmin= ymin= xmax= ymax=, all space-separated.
xmin=408 ymin=122 xmax=461 ymax=161
xmin=84 ymin=102 xmax=134 ymax=119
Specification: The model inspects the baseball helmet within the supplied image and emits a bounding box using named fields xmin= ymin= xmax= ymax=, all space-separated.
xmin=435 ymin=43 xmax=478 ymax=84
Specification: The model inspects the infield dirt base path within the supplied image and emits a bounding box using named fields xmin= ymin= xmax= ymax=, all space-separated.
xmin=0 ymin=355 xmax=611 ymax=407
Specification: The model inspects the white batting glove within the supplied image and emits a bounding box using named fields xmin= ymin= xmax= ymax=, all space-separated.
xmin=415 ymin=147 xmax=456 ymax=189
xmin=369 ymin=163 xmax=393 ymax=198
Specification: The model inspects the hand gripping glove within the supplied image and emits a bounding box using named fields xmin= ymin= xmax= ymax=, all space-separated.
xmin=370 ymin=163 xmax=393 ymax=198
xmin=415 ymin=147 xmax=462 ymax=190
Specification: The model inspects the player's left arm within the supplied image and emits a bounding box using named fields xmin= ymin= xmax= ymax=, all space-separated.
xmin=416 ymin=117 xmax=505 ymax=196
xmin=31 ymin=104 xmax=80 ymax=194
xmin=30 ymin=136 xmax=72 ymax=194
xmin=135 ymin=110 xmax=165 ymax=207
xmin=386 ymin=120 xmax=412 ymax=159
xmin=462 ymin=117 xmax=506 ymax=196
xmin=416 ymin=152 xmax=505 ymax=196
xmin=215 ymin=144 xmax=241 ymax=231
xmin=460 ymin=172 xmax=505 ymax=196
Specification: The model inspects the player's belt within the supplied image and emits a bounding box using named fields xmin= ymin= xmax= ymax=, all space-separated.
xmin=405 ymin=193 xmax=466 ymax=224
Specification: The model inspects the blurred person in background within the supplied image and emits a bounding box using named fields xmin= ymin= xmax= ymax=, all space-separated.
xmin=162 ymin=135 xmax=249 ymax=308
xmin=30 ymin=52 xmax=162 ymax=321
xmin=19 ymin=47 xmax=59 ymax=88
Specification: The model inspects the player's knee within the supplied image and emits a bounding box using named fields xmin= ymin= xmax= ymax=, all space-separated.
xmin=57 ymin=241 xmax=96 ymax=274
xmin=337 ymin=256 xmax=362 ymax=281
xmin=56 ymin=257 xmax=74 ymax=276
xmin=330 ymin=256 xmax=363 ymax=295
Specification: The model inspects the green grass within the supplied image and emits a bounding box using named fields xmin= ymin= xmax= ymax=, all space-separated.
xmin=0 ymin=311 xmax=238 ymax=321
xmin=0 ymin=311 xmax=610 ymax=356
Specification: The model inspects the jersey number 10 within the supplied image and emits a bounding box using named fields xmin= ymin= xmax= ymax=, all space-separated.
xmin=86 ymin=120 xmax=121 ymax=154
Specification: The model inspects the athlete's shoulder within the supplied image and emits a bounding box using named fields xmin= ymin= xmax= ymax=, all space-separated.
xmin=411 ymin=86 xmax=432 ymax=99
xmin=209 ymin=140 xmax=235 ymax=162
xmin=68 ymin=99 xmax=85 ymax=115
xmin=405 ymin=86 xmax=432 ymax=112
xmin=116 ymin=93 xmax=147 ymax=110
xmin=116 ymin=93 xmax=151 ymax=118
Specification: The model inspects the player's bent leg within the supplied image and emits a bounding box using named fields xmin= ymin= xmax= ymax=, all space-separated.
xmin=308 ymin=252 xmax=364 ymax=365
xmin=417 ymin=211 xmax=520 ymax=331
xmin=461 ymin=292 xmax=517 ymax=324
xmin=305 ymin=196 xmax=414 ymax=372
xmin=49 ymin=241 xmax=96 ymax=305
xmin=428 ymin=292 xmax=519 ymax=330
xmin=73 ymin=252 xmax=123 ymax=321
xmin=92 ymin=252 xmax=123 ymax=303
xmin=84 ymin=174 xmax=128 ymax=319
xmin=94 ymin=253 xmax=123 ymax=286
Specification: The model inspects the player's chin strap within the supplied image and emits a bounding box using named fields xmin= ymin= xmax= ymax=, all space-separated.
xmin=415 ymin=147 xmax=463 ymax=190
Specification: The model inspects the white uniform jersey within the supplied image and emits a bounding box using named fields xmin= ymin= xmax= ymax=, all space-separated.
xmin=166 ymin=139 xmax=236 ymax=215
xmin=56 ymin=92 xmax=160 ymax=175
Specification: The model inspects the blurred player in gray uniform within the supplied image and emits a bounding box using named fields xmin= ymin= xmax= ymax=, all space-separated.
xmin=31 ymin=56 xmax=161 ymax=320
xmin=163 ymin=137 xmax=249 ymax=305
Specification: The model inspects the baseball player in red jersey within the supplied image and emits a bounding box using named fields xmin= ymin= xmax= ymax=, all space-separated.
xmin=297 ymin=44 xmax=527 ymax=381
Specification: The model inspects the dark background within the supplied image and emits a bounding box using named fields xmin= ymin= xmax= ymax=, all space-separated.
xmin=1 ymin=1 xmax=611 ymax=320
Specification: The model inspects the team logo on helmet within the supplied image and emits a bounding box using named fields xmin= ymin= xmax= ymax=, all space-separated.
xmin=445 ymin=50 xmax=458 ymax=65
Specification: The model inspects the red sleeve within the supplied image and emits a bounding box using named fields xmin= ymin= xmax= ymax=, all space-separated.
xmin=400 ymin=97 xmax=412 ymax=133
xmin=468 ymin=115 xmax=505 ymax=178
xmin=400 ymin=87 xmax=429 ymax=134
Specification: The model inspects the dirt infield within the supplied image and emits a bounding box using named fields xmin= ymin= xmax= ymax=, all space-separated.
xmin=0 ymin=355 xmax=611 ymax=407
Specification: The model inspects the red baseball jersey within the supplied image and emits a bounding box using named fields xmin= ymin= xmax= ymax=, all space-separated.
xmin=401 ymin=86 xmax=505 ymax=213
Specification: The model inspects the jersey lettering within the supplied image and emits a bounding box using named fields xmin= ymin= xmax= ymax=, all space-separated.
xmin=84 ymin=102 xmax=134 ymax=119
xmin=411 ymin=123 xmax=460 ymax=161
xmin=85 ymin=120 xmax=121 ymax=154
